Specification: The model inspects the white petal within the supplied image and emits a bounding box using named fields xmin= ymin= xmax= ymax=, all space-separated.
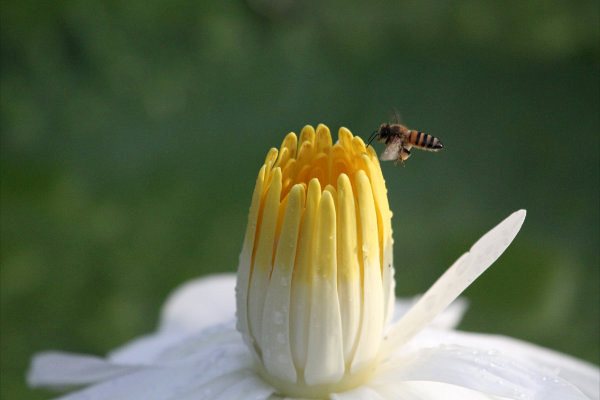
xmin=391 ymin=297 xmax=469 ymax=330
xmin=385 ymin=210 xmax=526 ymax=350
xmin=168 ymin=370 xmax=245 ymax=400
xmin=390 ymin=298 xmax=418 ymax=322
xmin=110 ymin=321 xmax=239 ymax=366
xmin=331 ymin=386 xmax=386 ymax=400
xmin=27 ymin=352 xmax=139 ymax=389
xmin=29 ymin=319 xmax=242 ymax=391
xmin=379 ymin=343 xmax=590 ymax=400
xmin=55 ymin=336 xmax=255 ymax=400
xmin=150 ymin=322 xmax=242 ymax=365
xmin=159 ymin=274 xmax=236 ymax=334
xmin=210 ymin=373 xmax=275 ymax=400
xmin=171 ymin=370 xmax=274 ymax=400
xmin=428 ymin=298 xmax=468 ymax=330
xmin=54 ymin=367 xmax=206 ymax=400
xmin=373 ymin=380 xmax=508 ymax=400
xmin=405 ymin=329 xmax=600 ymax=400
xmin=109 ymin=332 xmax=188 ymax=365
xmin=110 ymin=275 xmax=237 ymax=365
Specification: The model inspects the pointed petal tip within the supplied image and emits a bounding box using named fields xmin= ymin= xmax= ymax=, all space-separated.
xmin=498 ymin=209 xmax=527 ymax=243
xmin=515 ymin=209 xmax=526 ymax=228
xmin=384 ymin=209 xmax=529 ymax=351
xmin=513 ymin=209 xmax=526 ymax=222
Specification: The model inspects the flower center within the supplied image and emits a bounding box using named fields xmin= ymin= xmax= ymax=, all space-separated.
xmin=236 ymin=124 xmax=395 ymax=398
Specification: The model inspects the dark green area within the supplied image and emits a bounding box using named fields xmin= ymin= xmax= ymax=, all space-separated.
xmin=1 ymin=1 xmax=598 ymax=399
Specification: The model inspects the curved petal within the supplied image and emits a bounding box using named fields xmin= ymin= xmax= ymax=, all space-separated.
xmin=27 ymin=352 xmax=140 ymax=389
xmin=209 ymin=373 xmax=274 ymax=400
xmin=331 ymin=386 xmax=386 ymax=400
xmin=159 ymin=274 xmax=237 ymax=334
xmin=402 ymin=329 xmax=600 ymax=400
xmin=385 ymin=210 xmax=526 ymax=351
xmin=379 ymin=342 xmax=591 ymax=400
xmin=110 ymin=320 xmax=239 ymax=366
xmin=391 ymin=297 xmax=469 ymax=330
xmin=167 ymin=370 xmax=274 ymax=400
xmin=55 ymin=333 xmax=260 ymax=400
xmin=429 ymin=298 xmax=469 ymax=330
xmin=108 ymin=332 xmax=189 ymax=365
xmin=30 ymin=322 xmax=263 ymax=399
xmin=370 ymin=381 xmax=508 ymax=400
xmin=151 ymin=322 xmax=243 ymax=365
xmin=109 ymin=275 xmax=237 ymax=363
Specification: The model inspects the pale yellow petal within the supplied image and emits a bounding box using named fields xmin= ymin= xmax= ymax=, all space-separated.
xmin=236 ymin=164 xmax=267 ymax=346
xmin=290 ymin=178 xmax=321 ymax=369
xmin=248 ymin=168 xmax=282 ymax=349
xmin=351 ymin=170 xmax=384 ymax=374
xmin=336 ymin=173 xmax=361 ymax=361
xmin=261 ymin=184 xmax=304 ymax=383
xmin=305 ymin=190 xmax=345 ymax=385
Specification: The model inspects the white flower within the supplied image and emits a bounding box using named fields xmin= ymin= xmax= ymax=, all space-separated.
xmin=28 ymin=125 xmax=599 ymax=400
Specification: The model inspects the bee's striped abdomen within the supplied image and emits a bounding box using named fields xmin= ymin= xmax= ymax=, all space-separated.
xmin=408 ymin=130 xmax=443 ymax=151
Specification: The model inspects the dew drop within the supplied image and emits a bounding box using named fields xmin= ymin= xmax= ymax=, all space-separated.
xmin=273 ymin=311 xmax=284 ymax=324
xmin=277 ymin=333 xmax=286 ymax=344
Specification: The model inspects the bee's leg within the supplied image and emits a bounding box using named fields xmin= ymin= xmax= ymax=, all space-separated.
xmin=395 ymin=147 xmax=410 ymax=166
xmin=401 ymin=147 xmax=411 ymax=164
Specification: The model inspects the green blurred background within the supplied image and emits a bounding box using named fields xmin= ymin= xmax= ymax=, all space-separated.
xmin=1 ymin=1 xmax=598 ymax=399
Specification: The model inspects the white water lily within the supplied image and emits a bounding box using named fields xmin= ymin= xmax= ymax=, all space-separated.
xmin=28 ymin=125 xmax=599 ymax=400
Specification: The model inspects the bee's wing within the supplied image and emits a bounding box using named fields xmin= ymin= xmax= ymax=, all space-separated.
xmin=380 ymin=137 xmax=402 ymax=161
xmin=390 ymin=109 xmax=402 ymax=124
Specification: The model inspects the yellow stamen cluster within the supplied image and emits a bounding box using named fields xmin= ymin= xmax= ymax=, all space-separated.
xmin=236 ymin=124 xmax=395 ymax=398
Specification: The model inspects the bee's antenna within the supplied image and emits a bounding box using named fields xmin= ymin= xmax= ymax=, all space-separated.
xmin=366 ymin=130 xmax=378 ymax=148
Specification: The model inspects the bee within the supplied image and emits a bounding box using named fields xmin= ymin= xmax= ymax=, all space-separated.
xmin=366 ymin=123 xmax=443 ymax=164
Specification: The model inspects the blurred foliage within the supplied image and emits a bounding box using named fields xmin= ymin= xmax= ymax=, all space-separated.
xmin=1 ymin=1 xmax=599 ymax=399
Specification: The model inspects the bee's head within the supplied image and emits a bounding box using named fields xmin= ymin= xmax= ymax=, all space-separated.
xmin=378 ymin=123 xmax=391 ymax=138
xmin=366 ymin=123 xmax=390 ymax=147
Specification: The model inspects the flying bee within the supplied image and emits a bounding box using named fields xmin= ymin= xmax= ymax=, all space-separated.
xmin=366 ymin=123 xmax=443 ymax=164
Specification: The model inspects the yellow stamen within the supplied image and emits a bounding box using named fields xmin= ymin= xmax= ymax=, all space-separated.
xmin=236 ymin=125 xmax=395 ymax=398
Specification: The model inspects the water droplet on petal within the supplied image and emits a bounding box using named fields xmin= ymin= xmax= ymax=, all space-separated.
xmin=277 ymin=333 xmax=286 ymax=344
xmin=273 ymin=311 xmax=283 ymax=324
